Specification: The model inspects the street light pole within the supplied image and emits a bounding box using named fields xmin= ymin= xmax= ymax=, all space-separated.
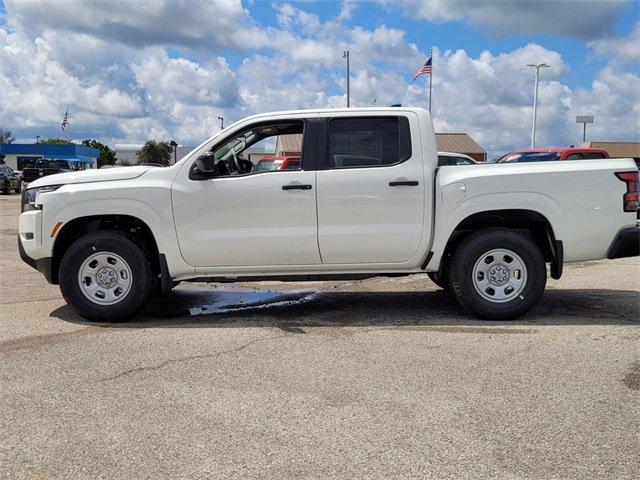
xmin=217 ymin=116 xmax=224 ymax=130
xmin=527 ymin=63 xmax=550 ymax=148
xmin=342 ymin=50 xmax=350 ymax=107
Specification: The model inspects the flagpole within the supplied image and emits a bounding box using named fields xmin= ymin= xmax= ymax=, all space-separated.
xmin=428 ymin=47 xmax=433 ymax=113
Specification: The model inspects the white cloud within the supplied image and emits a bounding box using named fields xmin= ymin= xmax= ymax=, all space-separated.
xmin=589 ymin=21 xmax=640 ymax=62
xmin=388 ymin=0 xmax=630 ymax=40
xmin=338 ymin=0 xmax=357 ymax=21
xmin=5 ymin=0 xmax=269 ymax=50
xmin=132 ymin=53 xmax=239 ymax=108
xmin=0 ymin=27 xmax=145 ymax=139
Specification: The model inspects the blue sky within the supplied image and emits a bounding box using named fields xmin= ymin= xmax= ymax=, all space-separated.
xmin=0 ymin=0 xmax=638 ymax=155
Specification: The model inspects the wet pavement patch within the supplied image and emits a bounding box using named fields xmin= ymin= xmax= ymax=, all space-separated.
xmin=146 ymin=286 xmax=316 ymax=319
xmin=623 ymin=362 xmax=640 ymax=390
xmin=188 ymin=289 xmax=315 ymax=315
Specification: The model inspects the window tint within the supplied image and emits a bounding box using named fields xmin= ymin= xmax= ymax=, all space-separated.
xmin=328 ymin=116 xmax=411 ymax=169
xmin=498 ymin=152 xmax=561 ymax=163
xmin=565 ymin=153 xmax=582 ymax=160
xmin=451 ymin=156 xmax=474 ymax=165
xmin=582 ymin=152 xmax=606 ymax=159
xmin=437 ymin=155 xmax=449 ymax=166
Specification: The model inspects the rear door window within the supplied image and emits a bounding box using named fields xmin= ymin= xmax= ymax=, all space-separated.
xmin=582 ymin=152 xmax=606 ymax=159
xmin=328 ymin=116 xmax=411 ymax=169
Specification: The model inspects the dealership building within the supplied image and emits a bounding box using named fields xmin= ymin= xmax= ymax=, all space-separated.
xmin=0 ymin=144 xmax=100 ymax=170
xmin=435 ymin=133 xmax=487 ymax=162
xmin=580 ymin=141 xmax=640 ymax=161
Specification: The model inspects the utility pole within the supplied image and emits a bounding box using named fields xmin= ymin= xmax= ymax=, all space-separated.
xmin=527 ymin=63 xmax=550 ymax=148
xmin=342 ymin=50 xmax=350 ymax=107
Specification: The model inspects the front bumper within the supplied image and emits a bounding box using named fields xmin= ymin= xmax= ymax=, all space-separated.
xmin=607 ymin=227 xmax=640 ymax=259
xmin=18 ymin=236 xmax=55 ymax=283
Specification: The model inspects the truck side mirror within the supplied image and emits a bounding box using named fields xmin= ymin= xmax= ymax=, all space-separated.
xmin=195 ymin=152 xmax=217 ymax=174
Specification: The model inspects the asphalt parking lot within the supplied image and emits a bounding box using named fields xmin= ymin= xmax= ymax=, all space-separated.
xmin=1 ymin=194 xmax=639 ymax=479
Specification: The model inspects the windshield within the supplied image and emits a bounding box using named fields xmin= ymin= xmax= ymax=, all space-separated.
xmin=497 ymin=152 xmax=561 ymax=163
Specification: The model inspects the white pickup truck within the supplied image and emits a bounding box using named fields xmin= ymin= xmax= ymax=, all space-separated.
xmin=18 ymin=107 xmax=639 ymax=321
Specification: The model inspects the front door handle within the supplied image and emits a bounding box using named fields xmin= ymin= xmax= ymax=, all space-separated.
xmin=389 ymin=180 xmax=419 ymax=187
xmin=282 ymin=184 xmax=312 ymax=190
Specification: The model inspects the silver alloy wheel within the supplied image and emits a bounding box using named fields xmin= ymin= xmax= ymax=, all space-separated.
xmin=472 ymin=248 xmax=527 ymax=303
xmin=77 ymin=252 xmax=133 ymax=305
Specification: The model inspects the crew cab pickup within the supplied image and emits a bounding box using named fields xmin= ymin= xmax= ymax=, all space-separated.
xmin=18 ymin=108 xmax=639 ymax=321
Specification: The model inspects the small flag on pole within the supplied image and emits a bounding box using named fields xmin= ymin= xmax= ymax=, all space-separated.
xmin=413 ymin=57 xmax=432 ymax=82
xmin=61 ymin=105 xmax=69 ymax=132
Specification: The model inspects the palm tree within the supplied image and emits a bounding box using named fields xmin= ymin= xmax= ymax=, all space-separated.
xmin=137 ymin=140 xmax=173 ymax=166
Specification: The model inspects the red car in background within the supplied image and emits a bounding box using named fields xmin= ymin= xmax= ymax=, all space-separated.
xmin=496 ymin=147 xmax=610 ymax=163
xmin=253 ymin=156 xmax=301 ymax=172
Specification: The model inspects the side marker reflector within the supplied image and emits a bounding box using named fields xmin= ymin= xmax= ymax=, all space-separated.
xmin=50 ymin=222 xmax=63 ymax=238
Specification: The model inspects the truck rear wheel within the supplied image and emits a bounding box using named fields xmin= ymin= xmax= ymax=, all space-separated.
xmin=59 ymin=231 xmax=154 ymax=322
xmin=448 ymin=229 xmax=546 ymax=320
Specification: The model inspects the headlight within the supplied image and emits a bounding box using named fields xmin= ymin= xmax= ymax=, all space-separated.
xmin=22 ymin=185 xmax=62 ymax=212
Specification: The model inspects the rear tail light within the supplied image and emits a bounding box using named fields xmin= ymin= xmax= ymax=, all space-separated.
xmin=615 ymin=171 xmax=639 ymax=212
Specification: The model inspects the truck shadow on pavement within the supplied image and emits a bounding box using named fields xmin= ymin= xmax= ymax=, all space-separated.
xmin=50 ymin=287 xmax=640 ymax=328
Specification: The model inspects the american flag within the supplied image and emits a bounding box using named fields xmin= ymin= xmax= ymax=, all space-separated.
xmin=61 ymin=105 xmax=69 ymax=132
xmin=413 ymin=57 xmax=432 ymax=81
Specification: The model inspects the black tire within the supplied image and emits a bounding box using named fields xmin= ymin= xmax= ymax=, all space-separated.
xmin=427 ymin=271 xmax=450 ymax=291
xmin=448 ymin=229 xmax=546 ymax=320
xmin=59 ymin=231 xmax=154 ymax=322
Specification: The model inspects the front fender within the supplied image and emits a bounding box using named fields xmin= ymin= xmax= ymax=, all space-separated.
xmin=42 ymin=185 xmax=194 ymax=279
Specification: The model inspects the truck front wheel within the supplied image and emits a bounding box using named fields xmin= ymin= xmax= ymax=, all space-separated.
xmin=448 ymin=229 xmax=546 ymax=320
xmin=59 ymin=231 xmax=154 ymax=322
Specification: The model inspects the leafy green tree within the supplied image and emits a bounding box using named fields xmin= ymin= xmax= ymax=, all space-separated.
xmin=137 ymin=140 xmax=173 ymax=166
xmin=41 ymin=138 xmax=73 ymax=145
xmin=82 ymin=139 xmax=116 ymax=168
xmin=0 ymin=127 xmax=15 ymax=144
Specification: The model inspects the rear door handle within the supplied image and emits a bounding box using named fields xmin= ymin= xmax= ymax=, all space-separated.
xmin=389 ymin=180 xmax=419 ymax=187
xmin=282 ymin=184 xmax=312 ymax=190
